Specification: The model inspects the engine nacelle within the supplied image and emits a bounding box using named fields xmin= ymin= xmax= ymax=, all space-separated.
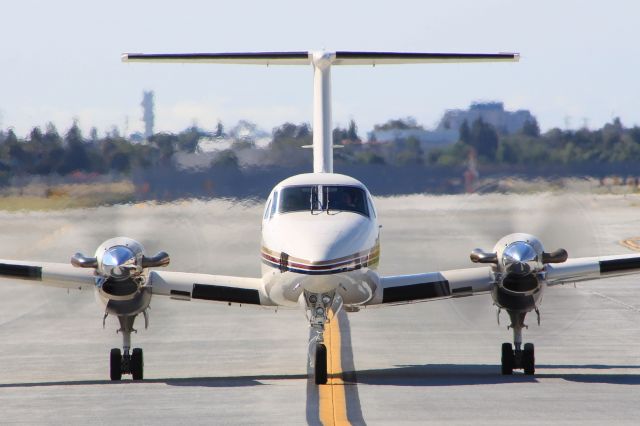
xmin=471 ymin=233 xmax=567 ymax=313
xmin=71 ymin=237 xmax=170 ymax=315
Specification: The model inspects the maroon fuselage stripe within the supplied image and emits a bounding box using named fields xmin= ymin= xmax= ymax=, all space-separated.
xmin=261 ymin=250 xmax=379 ymax=271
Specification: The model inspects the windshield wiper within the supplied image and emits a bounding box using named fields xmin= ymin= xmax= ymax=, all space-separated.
xmin=325 ymin=189 xmax=340 ymax=215
xmin=310 ymin=186 xmax=323 ymax=215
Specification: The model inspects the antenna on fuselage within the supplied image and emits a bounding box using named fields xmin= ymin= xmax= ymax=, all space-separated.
xmin=122 ymin=50 xmax=519 ymax=174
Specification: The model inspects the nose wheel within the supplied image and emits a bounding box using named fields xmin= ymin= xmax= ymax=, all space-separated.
xmin=315 ymin=344 xmax=328 ymax=384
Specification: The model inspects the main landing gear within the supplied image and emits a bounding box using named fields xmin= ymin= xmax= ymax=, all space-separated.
xmin=500 ymin=310 xmax=536 ymax=375
xmin=306 ymin=291 xmax=335 ymax=385
xmin=110 ymin=314 xmax=145 ymax=381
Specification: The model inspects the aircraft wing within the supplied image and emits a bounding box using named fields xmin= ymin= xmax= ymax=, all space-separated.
xmin=148 ymin=270 xmax=275 ymax=306
xmin=0 ymin=259 xmax=95 ymax=289
xmin=0 ymin=258 xmax=274 ymax=306
xmin=366 ymin=266 xmax=495 ymax=306
xmin=545 ymin=253 xmax=640 ymax=285
xmin=367 ymin=252 xmax=640 ymax=306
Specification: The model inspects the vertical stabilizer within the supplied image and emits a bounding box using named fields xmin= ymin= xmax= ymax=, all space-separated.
xmin=122 ymin=50 xmax=518 ymax=175
xmin=311 ymin=51 xmax=336 ymax=173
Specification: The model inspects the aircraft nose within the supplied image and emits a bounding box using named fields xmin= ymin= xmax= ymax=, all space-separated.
xmin=265 ymin=212 xmax=376 ymax=266
xmin=305 ymin=221 xmax=373 ymax=263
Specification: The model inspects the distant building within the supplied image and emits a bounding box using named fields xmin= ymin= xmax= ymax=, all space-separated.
xmin=172 ymin=121 xmax=272 ymax=171
xmin=141 ymin=91 xmax=155 ymax=139
xmin=128 ymin=132 xmax=145 ymax=144
xmin=367 ymin=102 xmax=536 ymax=150
xmin=228 ymin=120 xmax=270 ymax=142
xmin=368 ymin=127 xmax=457 ymax=150
xmin=367 ymin=117 xmax=455 ymax=151
xmin=438 ymin=102 xmax=535 ymax=137
xmin=196 ymin=120 xmax=270 ymax=153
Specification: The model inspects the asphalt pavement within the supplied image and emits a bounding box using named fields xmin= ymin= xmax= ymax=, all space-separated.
xmin=1 ymin=193 xmax=640 ymax=425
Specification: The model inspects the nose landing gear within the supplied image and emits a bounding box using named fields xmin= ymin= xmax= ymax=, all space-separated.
xmin=306 ymin=291 xmax=336 ymax=385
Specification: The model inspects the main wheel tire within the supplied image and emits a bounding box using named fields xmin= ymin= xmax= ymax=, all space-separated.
xmin=523 ymin=343 xmax=535 ymax=375
xmin=131 ymin=348 xmax=144 ymax=380
xmin=315 ymin=344 xmax=328 ymax=385
xmin=110 ymin=348 xmax=122 ymax=381
xmin=501 ymin=342 xmax=514 ymax=375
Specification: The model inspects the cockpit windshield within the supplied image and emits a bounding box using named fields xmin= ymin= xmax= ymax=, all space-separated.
xmin=278 ymin=185 xmax=369 ymax=217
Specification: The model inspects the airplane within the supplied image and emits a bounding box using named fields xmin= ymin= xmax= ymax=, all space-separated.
xmin=1 ymin=50 xmax=640 ymax=385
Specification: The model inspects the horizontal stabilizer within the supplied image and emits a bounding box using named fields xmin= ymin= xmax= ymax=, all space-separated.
xmin=122 ymin=51 xmax=519 ymax=66
xmin=122 ymin=52 xmax=311 ymax=65
xmin=333 ymin=51 xmax=519 ymax=65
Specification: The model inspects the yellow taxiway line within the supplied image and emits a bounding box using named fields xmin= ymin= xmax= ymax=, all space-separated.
xmin=318 ymin=313 xmax=350 ymax=425
xmin=620 ymin=237 xmax=640 ymax=252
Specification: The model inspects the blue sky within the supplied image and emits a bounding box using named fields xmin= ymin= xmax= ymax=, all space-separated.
xmin=1 ymin=0 xmax=638 ymax=137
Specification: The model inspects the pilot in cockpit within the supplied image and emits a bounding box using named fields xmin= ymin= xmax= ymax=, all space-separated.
xmin=340 ymin=190 xmax=357 ymax=211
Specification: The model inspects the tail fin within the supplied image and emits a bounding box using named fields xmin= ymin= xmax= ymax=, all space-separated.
xmin=122 ymin=50 xmax=519 ymax=173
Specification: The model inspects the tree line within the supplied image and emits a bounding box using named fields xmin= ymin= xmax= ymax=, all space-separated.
xmin=427 ymin=117 xmax=640 ymax=167
xmin=1 ymin=116 xmax=639 ymax=185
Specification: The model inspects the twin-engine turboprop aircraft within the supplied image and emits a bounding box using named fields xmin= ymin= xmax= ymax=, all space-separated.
xmin=2 ymin=51 xmax=640 ymax=384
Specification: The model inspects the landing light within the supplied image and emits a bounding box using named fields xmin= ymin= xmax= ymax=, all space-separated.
xmin=322 ymin=295 xmax=332 ymax=305
xmin=309 ymin=295 xmax=318 ymax=304
xmin=315 ymin=307 xmax=325 ymax=316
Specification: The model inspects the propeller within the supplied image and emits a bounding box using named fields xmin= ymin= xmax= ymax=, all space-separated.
xmin=71 ymin=238 xmax=169 ymax=281
xmin=437 ymin=183 xmax=603 ymax=326
xmin=470 ymin=238 xmax=568 ymax=271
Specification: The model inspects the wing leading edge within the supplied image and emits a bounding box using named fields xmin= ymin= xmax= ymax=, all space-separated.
xmin=369 ymin=252 xmax=640 ymax=307
xmin=149 ymin=270 xmax=275 ymax=306
xmin=0 ymin=258 xmax=273 ymax=306
xmin=367 ymin=266 xmax=495 ymax=306
xmin=0 ymin=259 xmax=95 ymax=289
xmin=546 ymin=253 xmax=640 ymax=285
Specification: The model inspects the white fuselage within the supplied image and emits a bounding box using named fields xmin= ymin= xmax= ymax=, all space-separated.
xmin=260 ymin=173 xmax=380 ymax=307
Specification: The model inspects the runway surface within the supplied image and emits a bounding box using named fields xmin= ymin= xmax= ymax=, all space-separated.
xmin=1 ymin=193 xmax=640 ymax=424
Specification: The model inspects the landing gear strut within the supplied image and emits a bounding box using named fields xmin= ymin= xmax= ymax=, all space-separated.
xmin=500 ymin=310 xmax=535 ymax=375
xmin=110 ymin=315 xmax=144 ymax=381
xmin=306 ymin=291 xmax=335 ymax=385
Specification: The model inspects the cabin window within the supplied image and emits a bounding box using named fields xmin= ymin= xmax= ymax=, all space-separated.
xmin=263 ymin=197 xmax=272 ymax=220
xmin=277 ymin=185 xmax=369 ymax=217
xmin=279 ymin=186 xmax=316 ymax=213
xmin=367 ymin=196 xmax=377 ymax=218
xmin=323 ymin=186 xmax=368 ymax=216
xmin=269 ymin=191 xmax=278 ymax=219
